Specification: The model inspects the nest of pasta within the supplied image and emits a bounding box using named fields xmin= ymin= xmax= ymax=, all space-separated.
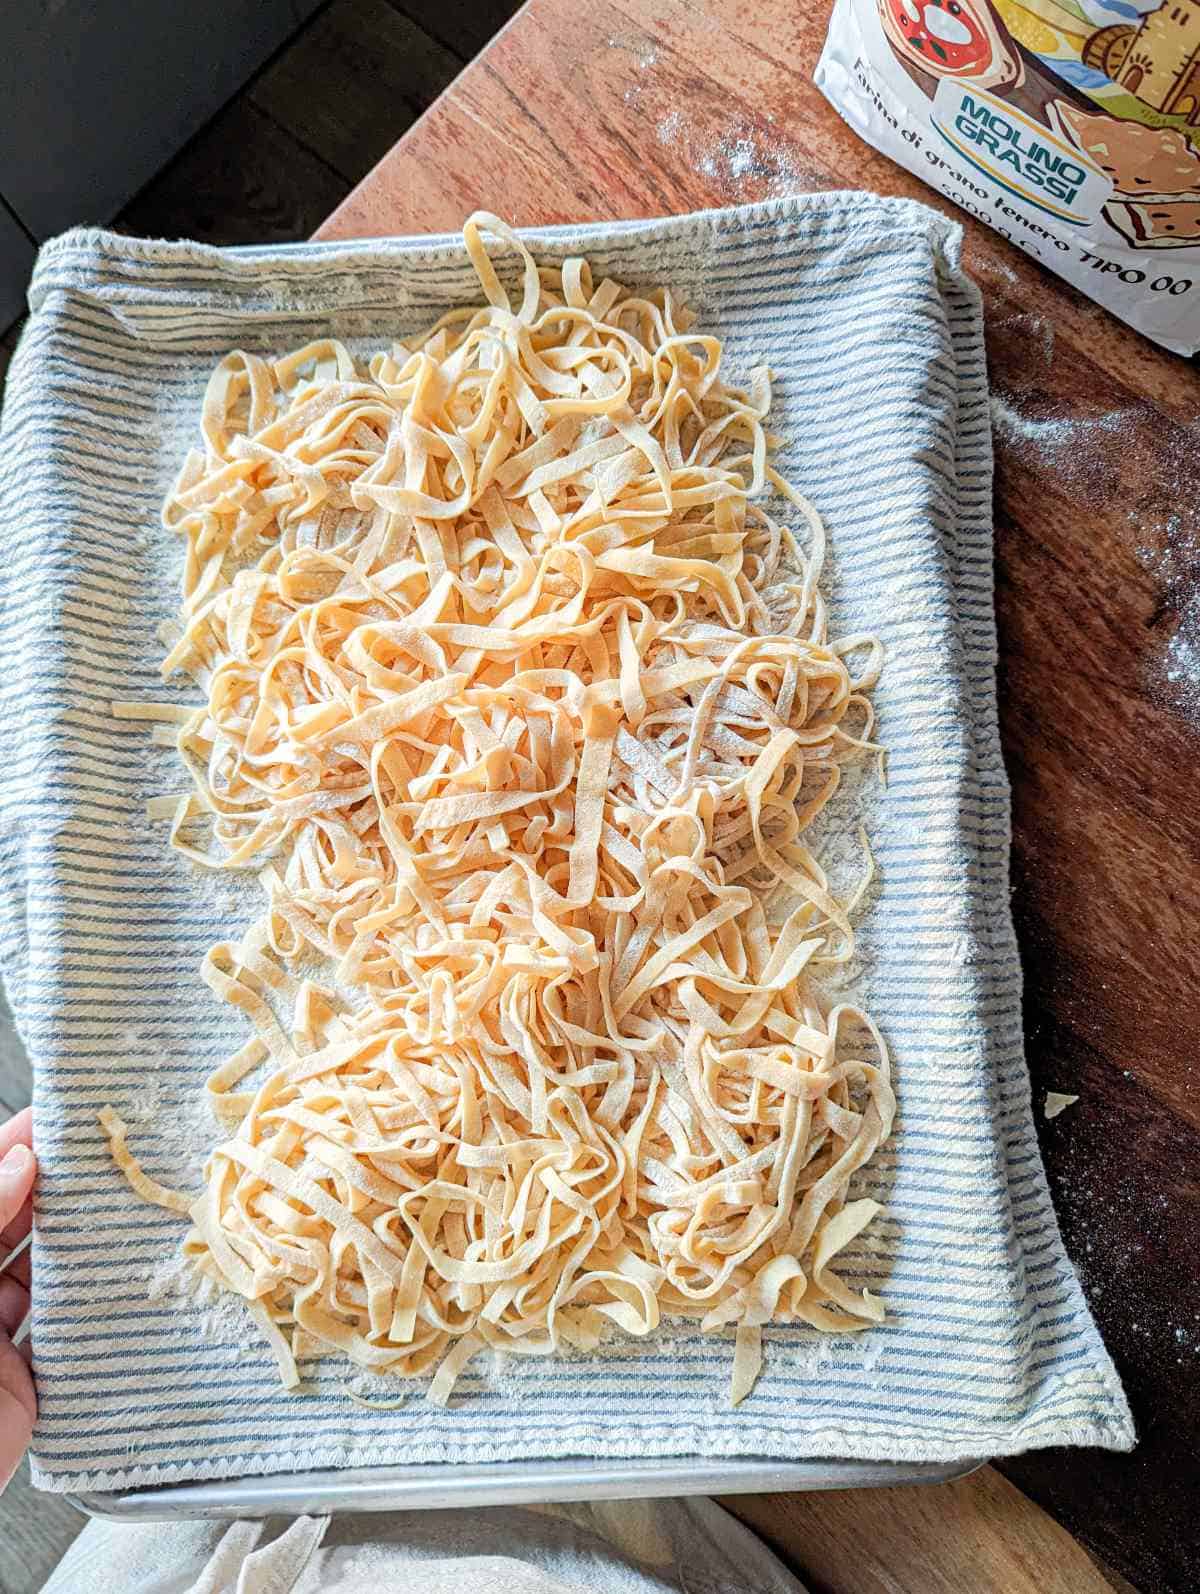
xmin=105 ymin=214 xmax=895 ymax=1407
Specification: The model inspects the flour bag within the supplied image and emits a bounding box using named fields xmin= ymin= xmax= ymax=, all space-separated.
xmin=816 ymin=0 xmax=1200 ymax=353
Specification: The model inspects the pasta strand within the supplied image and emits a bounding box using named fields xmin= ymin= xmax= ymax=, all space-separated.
xmin=103 ymin=213 xmax=892 ymax=1407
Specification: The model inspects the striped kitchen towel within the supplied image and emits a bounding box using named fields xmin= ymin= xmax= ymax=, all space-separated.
xmin=0 ymin=195 xmax=1134 ymax=1493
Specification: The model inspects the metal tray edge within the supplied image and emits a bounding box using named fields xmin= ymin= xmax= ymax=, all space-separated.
xmin=69 ymin=1455 xmax=988 ymax=1520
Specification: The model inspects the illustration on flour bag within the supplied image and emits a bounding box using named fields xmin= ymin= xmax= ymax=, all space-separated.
xmin=816 ymin=0 xmax=1200 ymax=353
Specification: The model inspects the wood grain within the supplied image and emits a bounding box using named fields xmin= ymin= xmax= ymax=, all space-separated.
xmin=120 ymin=98 xmax=349 ymax=246
xmin=385 ymin=0 xmax=524 ymax=62
xmin=0 ymin=1452 xmax=80 ymax=1592
xmin=722 ymin=1467 xmax=1126 ymax=1594
xmin=0 ymin=1460 xmax=82 ymax=1594
xmin=251 ymin=0 xmax=463 ymax=184
xmin=315 ymin=2 xmax=1200 ymax=1590
xmin=0 ymin=0 xmax=323 ymax=242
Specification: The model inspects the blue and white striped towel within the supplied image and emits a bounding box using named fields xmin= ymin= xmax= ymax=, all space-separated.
xmin=0 ymin=195 xmax=1134 ymax=1493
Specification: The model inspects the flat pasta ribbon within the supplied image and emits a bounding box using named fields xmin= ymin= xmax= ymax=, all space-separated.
xmin=103 ymin=213 xmax=892 ymax=1408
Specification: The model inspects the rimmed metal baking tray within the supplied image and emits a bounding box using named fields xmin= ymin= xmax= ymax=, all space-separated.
xmin=72 ymin=1454 xmax=984 ymax=1520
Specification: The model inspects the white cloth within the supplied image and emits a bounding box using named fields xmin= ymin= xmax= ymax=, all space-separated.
xmin=0 ymin=195 xmax=1132 ymax=1496
xmin=44 ymin=1498 xmax=807 ymax=1594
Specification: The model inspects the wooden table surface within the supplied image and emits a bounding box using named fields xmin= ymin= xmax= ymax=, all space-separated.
xmin=317 ymin=4 xmax=1200 ymax=1590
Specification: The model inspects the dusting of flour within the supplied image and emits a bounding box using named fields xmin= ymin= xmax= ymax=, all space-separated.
xmin=991 ymin=389 xmax=1200 ymax=732
xmin=657 ymin=111 xmax=816 ymax=201
xmin=1137 ymin=515 xmax=1200 ymax=731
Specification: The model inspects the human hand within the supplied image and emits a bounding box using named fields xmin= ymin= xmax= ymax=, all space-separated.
xmin=0 ymin=1108 xmax=35 ymax=1491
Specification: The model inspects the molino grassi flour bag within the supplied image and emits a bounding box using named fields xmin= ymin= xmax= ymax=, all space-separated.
xmin=816 ymin=0 xmax=1200 ymax=352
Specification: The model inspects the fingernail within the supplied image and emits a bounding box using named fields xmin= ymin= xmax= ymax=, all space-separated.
xmin=0 ymin=1144 xmax=32 ymax=1179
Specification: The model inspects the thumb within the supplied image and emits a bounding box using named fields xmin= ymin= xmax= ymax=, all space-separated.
xmin=0 ymin=1145 xmax=35 ymax=1231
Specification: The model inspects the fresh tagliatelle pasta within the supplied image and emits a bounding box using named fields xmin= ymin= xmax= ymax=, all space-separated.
xmin=102 ymin=213 xmax=895 ymax=1409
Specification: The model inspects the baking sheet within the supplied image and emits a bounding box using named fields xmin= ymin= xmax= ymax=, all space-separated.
xmin=74 ymin=1456 xmax=986 ymax=1521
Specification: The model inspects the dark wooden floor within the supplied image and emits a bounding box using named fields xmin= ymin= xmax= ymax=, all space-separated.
xmin=0 ymin=2 xmax=519 ymax=1585
xmin=0 ymin=0 xmax=523 ymax=379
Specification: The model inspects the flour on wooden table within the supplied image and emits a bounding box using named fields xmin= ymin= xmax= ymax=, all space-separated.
xmin=1136 ymin=516 xmax=1200 ymax=731
xmin=993 ymin=309 xmax=1054 ymax=369
xmin=991 ymin=391 xmax=1200 ymax=731
xmin=655 ymin=112 xmax=814 ymax=201
xmin=989 ymin=392 xmax=1136 ymax=498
